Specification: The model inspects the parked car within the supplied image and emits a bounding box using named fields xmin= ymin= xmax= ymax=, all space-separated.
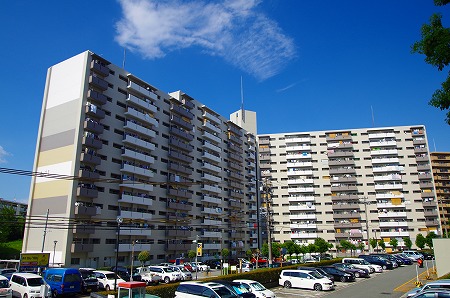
xmin=237 ymin=263 xmax=253 ymax=273
xmin=0 ymin=269 xmax=17 ymax=281
xmin=148 ymin=266 xmax=180 ymax=283
xmin=332 ymin=263 xmax=370 ymax=278
xmin=78 ymin=268 xmax=99 ymax=293
xmin=175 ymin=281 xmax=240 ymax=298
xmin=213 ymin=280 xmax=256 ymax=298
xmin=358 ymin=255 xmax=393 ymax=270
xmin=394 ymin=254 xmax=413 ymax=265
xmin=317 ymin=266 xmax=355 ymax=282
xmin=204 ymin=260 xmax=221 ymax=269
xmin=342 ymin=257 xmax=381 ymax=273
xmin=133 ymin=267 xmax=161 ymax=285
xmin=110 ymin=266 xmax=131 ymax=281
xmin=182 ymin=263 xmax=194 ymax=272
xmin=402 ymin=251 xmax=424 ymax=262
xmin=405 ymin=279 xmax=450 ymax=297
xmin=309 ymin=268 xmax=335 ymax=283
xmin=42 ymin=268 xmax=82 ymax=297
xmin=169 ymin=266 xmax=193 ymax=281
xmin=93 ymin=270 xmax=125 ymax=291
xmin=0 ymin=275 xmax=12 ymax=298
xmin=279 ymin=269 xmax=334 ymax=291
xmin=420 ymin=252 xmax=435 ymax=260
xmin=233 ymin=279 xmax=276 ymax=298
xmin=9 ymin=273 xmax=50 ymax=298
xmin=370 ymin=254 xmax=399 ymax=268
xmin=190 ymin=262 xmax=209 ymax=272
xmin=410 ymin=289 xmax=450 ymax=298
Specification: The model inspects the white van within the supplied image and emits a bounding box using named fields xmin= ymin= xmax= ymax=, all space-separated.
xmin=148 ymin=266 xmax=180 ymax=284
xmin=9 ymin=273 xmax=50 ymax=298
xmin=279 ymin=269 xmax=334 ymax=291
xmin=93 ymin=270 xmax=125 ymax=291
xmin=342 ymin=258 xmax=383 ymax=273
xmin=175 ymin=281 xmax=238 ymax=298
xmin=0 ymin=275 xmax=12 ymax=298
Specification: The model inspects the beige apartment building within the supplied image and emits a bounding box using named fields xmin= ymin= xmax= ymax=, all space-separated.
xmin=431 ymin=152 xmax=450 ymax=236
xmin=22 ymin=51 xmax=259 ymax=267
xmin=258 ymin=127 xmax=441 ymax=252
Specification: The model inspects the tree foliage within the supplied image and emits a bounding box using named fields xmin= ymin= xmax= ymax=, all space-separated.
xmin=416 ymin=233 xmax=427 ymax=249
xmin=0 ymin=207 xmax=24 ymax=243
xmin=221 ymin=248 xmax=230 ymax=260
xmin=188 ymin=250 xmax=196 ymax=260
xmin=389 ymin=238 xmax=399 ymax=251
xmin=425 ymin=231 xmax=438 ymax=248
xmin=403 ymin=237 xmax=413 ymax=249
xmin=138 ymin=250 xmax=150 ymax=266
xmin=378 ymin=239 xmax=386 ymax=251
xmin=369 ymin=238 xmax=378 ymax=250
xmin=412 ymin=2 xmax=450 ymax=124
xmin=314 ymin=237 xmax=333 ymax=254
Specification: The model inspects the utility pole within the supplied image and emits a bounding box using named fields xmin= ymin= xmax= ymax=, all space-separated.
xmin=262 ymin=178 xmax=273 ymax=267
xmin=361 ymin=197 xmax=371 ymax=252
xmin=41 ymin=209 xmax=49 ymax=252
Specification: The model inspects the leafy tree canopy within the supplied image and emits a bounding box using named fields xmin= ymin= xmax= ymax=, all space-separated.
xmin=403 ymin=237 xmax=413 ymax=249
xmin=314 ymin=237 xmax=333 ymax=254
xmin=138 ymin=250 xmax=150 ymax=266
xmin=416 ymin=233 xmax=427 ymax=249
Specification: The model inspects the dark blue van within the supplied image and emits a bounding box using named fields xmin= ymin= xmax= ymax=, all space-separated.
xmin=43 ymin=268 xmax=82 ymax=297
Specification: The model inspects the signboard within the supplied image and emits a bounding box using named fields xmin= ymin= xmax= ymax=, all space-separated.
xmin=196 ymin=243 xmax=203 ymax=257
xmin=20 ymin=253 xmax=50 ymax=270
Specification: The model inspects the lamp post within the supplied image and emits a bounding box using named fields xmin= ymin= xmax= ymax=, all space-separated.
xmin=192 ymin=235 xmax=200 ymax=280
xmin=53 ymin=241 xmax=58 ymax=267
xmin=130 ymin=240 xmax=138 ymax=281
xmin=114 ymin=216 xmax=123 ymax=291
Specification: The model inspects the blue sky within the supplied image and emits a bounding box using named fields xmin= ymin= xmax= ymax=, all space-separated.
xmin=1 ymin=0 xmax=449 ymax=203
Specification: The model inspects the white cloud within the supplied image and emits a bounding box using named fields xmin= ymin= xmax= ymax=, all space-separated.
xmin=0 ymin=145 xmax=11 ymax=163
xmin=115 ymin=0 xmax=296 ymax=80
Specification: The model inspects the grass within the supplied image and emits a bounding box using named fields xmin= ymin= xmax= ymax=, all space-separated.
xmin=0 ymin=240 xmax=22 ymax=259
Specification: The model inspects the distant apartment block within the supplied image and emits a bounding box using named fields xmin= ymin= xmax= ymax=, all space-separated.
xmin=431 ymin=152 xmax=450 ymax=235
xmin=0 ymin=198 xmax=27 ymax=216
xmin=22 ymin=51 xmax=259 ymax=268
xmin=258 ymin=126 xmax=441 ymax=252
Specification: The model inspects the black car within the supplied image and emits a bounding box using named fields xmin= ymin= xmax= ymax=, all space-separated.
xmin=359 ymin=255 xmax=393 ymax=270
xmin=318 ymin=266 xmax=355 ymax=282
xmin=204 ymin=259 xmax=222 ymax=269
xmin=213 ymin=280 xmax=256 ymax=298
xmin=420 ymin=252 xmax=435 ymax=260
xmin=370 ymin=254 xmax=399 ymax=268
xmin=79 ymin=268 xmax=99 ymax=293
xmin=297 ymin=266 xmax=335 ymax=282
xmin=333 ymin=263 xmax=370 ymax=278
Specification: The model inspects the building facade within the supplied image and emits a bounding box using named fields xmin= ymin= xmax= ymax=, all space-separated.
xmin=257 ymin=127 xmax=441 ymax=252
xmin=431 ymin=152 xmax=450 ymax=236
xmin=0 ymin=198 xmax=27 ymax=217
xmin=22 ymin=51 xmax=259 ymax=267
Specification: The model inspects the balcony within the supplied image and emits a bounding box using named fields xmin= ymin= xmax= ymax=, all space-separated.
xmin=120 ymin=227 xmax=152 ymax=237
xmin=289 ymin=223 xmax=317 ymax=229
xmin=203 ymin=121 xmax=221 ymax=134
xmin=374 ymin=183 xmax=403 ymax=190
xmin=89 ymin=75 xmax=108 ymax=91
xmin=379 ymin=231 xmax=409 ymax=238
xmin=370 ymin=149 xmax=398 ymax=156
xmin=71 ymin=243 xmax=94 ymax=253
xmin=127 ymin=94 xmax=157 ymax=113
xmin=379 ymin=221 xmax=408 ymax=228
xmin=369 ymin=140 xmax=397 ymax=147
xmin=124 ymin=121 xmax=156 ymax=139
xmin=228 ymin=171 xmax=243 ymax=180
xmin=202 ymin=184 xmax=222 ymax=194
xmin=329 ymin=168 xmax=356 ymax=175
xmin=84 ymin=119 xmax=104 ymax=134
xmin=229 ymin=199 xmax=244 ymax=208
xmin=374 ymin=174 xmax=401 ymax=182
xmin=203 ymin=231 xmax=221 ymax=238
xmin=168 ymin=163 xmax=193 ymax=175
xmin=328 ymin=142 xmax=353 ymax=149
xmin=202 ymin=151 xmax=221 ymax=163
xmin=372 ymin=165 xmax=404 ymax=173
xmin=285 ymin=137 xmax=311 ymax=144
xmin=286 ymin=146 xmax=311 ymax=153
xmin=78 ymin=169 xmax=100 ymax=180
xmin=202 ymin=162 xmax=221 ymax=173
xmin=170 ymin=137 xmax=194 ymax=152
xmin=123 ymin=135 xmax=156 ymax=152
xmin=202 ymin=172 xmax=221 ymax=183
xmin=87 ymin=89 xmax=107 ymax=105
xmin=90 ymin=60 xmax=109 ymax=77
xmin=287 ymin=161 xmax=313 ymax=168
xmin=329 ymin=159 xmax=354 ymax=166
xmin=423 ymin=200 xmax=437 ymax=207
xmin=289 ymin=214 xmax=316 ymax=220
xmin=378 ymin=211 xmax=407 ymax=218
xmin=335 ymin=232 xmax=363 ymax=239
xmin=76 ymin=186 xmax=98 ymax=199
xmin=331 ymin=185 xmax=358 ymax=192
xmin=203 ymin=219 xmax=222 ymax=225
xmin=170 ymin=126 xmax=194 ymax=142
xmin=169 ymin=115 xmax=192 ymax=131
xmin=289 ymin=204 xmax=316 ymax=211
xmin=167 ymin=230 xmax=191 ymax=237
xmin=291 ymin=233 xmax=318 ymax=239
xmin=333 ymin=222 xmax=362 ymax=229
xmin=119 ymin=181 xmax=153 ymax=192
xmin=368 ymin=132 xmax=395 ymax=139
xmin=127 ymin=81 xmax=158 ymax=101
xmin=333 ymin=213 xmax=361 ymax=219
xmin=229 ymin=191 xmax=244 ymax=200
xmin=288 ymin=187 xmax=314 ymax=193
xmin=171 ymin=104 xmax=194 ymax=120
xmin=332 ymin=203 xmax=360 ymax=210
xmin=120 ymin=210 xmax=152 ymax=220
xmin=202 ymin=207 xmax=221 ymax=215
xmin=73 ymin=225 xmax=96 ymax=234
xmin=121 ymin=164 xmax=154 ymax=178
xmin=125 ymin=108 xmax=158 ymax=127
xmin=377 ymin=202 xmax=406 ymax=209
xmin=202 ymin=195 xmax=222 ymax=205
xmin=203 ymin=141 xmax=221 ymax=153
xmin=328 ymin=151 xmax=353 ymax=158
xmin=421 ymin=192 xmax=436 ymax=198
xmin=122 ymin=148 xmax=155 ymax=164
xmin=85 ymin=104 xmax=105 ymax=119
xmin=119 ymin=243 xmax=152 ymax=252
xmin=414 ymin=147 xmax=428 ymax=154
xmin=74 ymin=205 xmax=98 ymax=216
xmin=425 ymin=219 xmax=440 ymax=226
xmin=424 ymin=210 xmax=438 ymax=217
xmin=371 ymin=157 xmax=399 ymax=164
xmin=331 ymin=194 xmax=359 ymax=201
xmin=203 ymin=110 xmax=221 ymax=124
xmin=228 ymin=152 xmax=244 ymax=162
xmin=169 ymin=150 xmax=193 ymax=163
xmin=168 ymin=189 xmax=192 ymax=200
xmin=229 ymin=231 xmax=245 ymax=238
xmin=288 ymin=196 xmax=315 ymax=202
xmin=203 ymin=243 xmax=221 ymax=250
xmin=167 ymin=201 xmax=192 ymax=211
xmin=120 ymin=194 xmax=153 ymax=206
xmin=287 ymin=169 xmax=313 ymax=176
xmin=80 ymin=152 xmax=102 ymax=165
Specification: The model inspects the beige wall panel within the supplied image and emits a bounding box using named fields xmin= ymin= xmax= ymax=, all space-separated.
xmin=36 ymin=145 xmax=75 ymax=167
xmin=32 ymin=179 xmax=72 ymax=199
xmin=30 ymin=196 xmax=69 ymax=215
xmin=41 ymin=100 xmax=80 ymax=138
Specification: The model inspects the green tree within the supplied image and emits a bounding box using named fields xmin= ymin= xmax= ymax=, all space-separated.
xmin=0 ymin=206 xmax=24 ymax=242
xmin=314 ymin=237 xmax=333 ymax=255
xmin=221 ymin=248 xmax=229 ymax=261
xmin=271 ymin=242 xmax=282 ymax=259
xmin=246 ymin=249 xmax=252 ymax=260
xmin=378 ymin=239 xmax=386 ymax=251
xmin=389 ymin=238 xmax=399 ymax=251
xmin=340 ymin=240 xmax=353 ymax=255
xmin=283 ymin=241 xmax=298 ymax=260
xmin=425 ymin=231 xmax=438 ymax=248
xmin=369 ymin=238 xmax=378 ymax=251
xmin=138 ymin=250 xmax=150 ymax=266
xmin=188 ymin=250 xmax=196 ymax=261
xmin=357 ymin=242 xmax=365 ymax=252
xmin=403 ymin=237 xmax=413 ymax=249
xmin=412 ymin=1 xmax=450 ymax=124
xmin=416 ymin=233 xmax=426 ymax=249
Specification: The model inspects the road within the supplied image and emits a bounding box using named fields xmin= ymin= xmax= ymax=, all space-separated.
xmin=271 ymin=260 xmax=436 ymax=298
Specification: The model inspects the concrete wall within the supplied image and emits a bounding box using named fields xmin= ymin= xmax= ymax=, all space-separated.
xmin=433 ymin=238 xmax=450 ymax=277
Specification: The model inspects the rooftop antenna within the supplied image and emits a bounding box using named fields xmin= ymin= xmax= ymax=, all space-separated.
xmin=122 ymin=48 xmax=126 ymax=69
xmin=241 ymin=76 xmax=245 ymax=122
xmin=371 ymin=105 xmax=375 ymax=127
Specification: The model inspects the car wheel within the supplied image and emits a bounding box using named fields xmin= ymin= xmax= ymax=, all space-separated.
xmin=314 ymin=283 xmax=322 ymax=291
xmin=355 ymin=272 xmax=360 ymax=278
xmin=164 ymin=277 xmax=170 ymax=284
xmin=105 ymin=285 xmax=110 ymax=291
xmin=23 ymin=294 xmax=28 ymax=298
xmin=382 ymin=265 xmax=387 ymax=270
xmin=52 ymin=290 xmax=58 ymax=298
xmin=340 ymin=276 xmax=346 ymax=282
xmin=283 ymin=281 xmax=291 ymax=288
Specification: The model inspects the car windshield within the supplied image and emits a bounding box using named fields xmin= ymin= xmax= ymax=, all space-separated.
xmin=214 ymin=286 xmax=237 ymax=298
xmin=27 ymin=277 xmax=45 ymax=287
xmin=309 ymin=271 xmax=323 ymax=279
xmin=0 ymin=280 xmax=9 ymax=288
xmin=180 ymin=268 xmax=190 ymax=273
xmin=360 ymin=260 xmax=371 ymax=265
xmin=164 ymin=267 xmax=174 ymax=273
xmin=81 ymin=271 xmax=97 ymax=279
xmin=64 ymin=273 xmax=81 ymax=282
xmin=346 ymin=264 xmax=355 ymax=269
xmin=105 ymin=273 xmax=118 ymax=280
xmin=249 ymin=281 xmax=266 ymax=291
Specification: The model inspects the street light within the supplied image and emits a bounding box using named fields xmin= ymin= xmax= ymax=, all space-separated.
xmin=130 ymin=240 xmax=138 ymax=281
xmin=53 ymin=241 xmax=58 ymax=267
xmin=192 ymin=235 xmax=200 ymax=280
xmin=114 ymin=216 xmax=123 ymax=291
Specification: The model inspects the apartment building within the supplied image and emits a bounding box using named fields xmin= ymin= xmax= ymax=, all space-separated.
xmin=258 ymin=126 xmax=441 ymax=252
xmin=22 ymin=51 xmax=259 ymax=268
xmin=431 ymin=152 xmax=450 ymax=236
xmin=0 ymin=198 xmax=27 ymax=216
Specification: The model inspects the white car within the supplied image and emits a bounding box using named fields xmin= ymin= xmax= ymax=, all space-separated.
xmin=190 ymin=262 xmax=209 ymax=272
xmin=402 ymin=251 xmax=424 ymax=262
xmin=93 ymin=270 xmax=125 ymax=291
xmin=279 ymin=269 xmax=334 ymax=291
xmin=148 ymin=266 xmax=180 ymax=284
xmin=342 ymin=258 xmax=383 ymax=273
xmin=233 ymin=279 xmax=276 ymax=298
xmin=169 ymin=266 xmax=192 ymax=281
xmin=0 ymin=275 xmax=12 ymax=298
xmin=9 ymin=273 xmax=50 ymax=298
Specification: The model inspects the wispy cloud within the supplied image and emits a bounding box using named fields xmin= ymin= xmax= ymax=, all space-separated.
xmin=0 ymin=145 xmax=11 ymax=163
xmin=115 ymin=0 xmax=296 ymax=80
